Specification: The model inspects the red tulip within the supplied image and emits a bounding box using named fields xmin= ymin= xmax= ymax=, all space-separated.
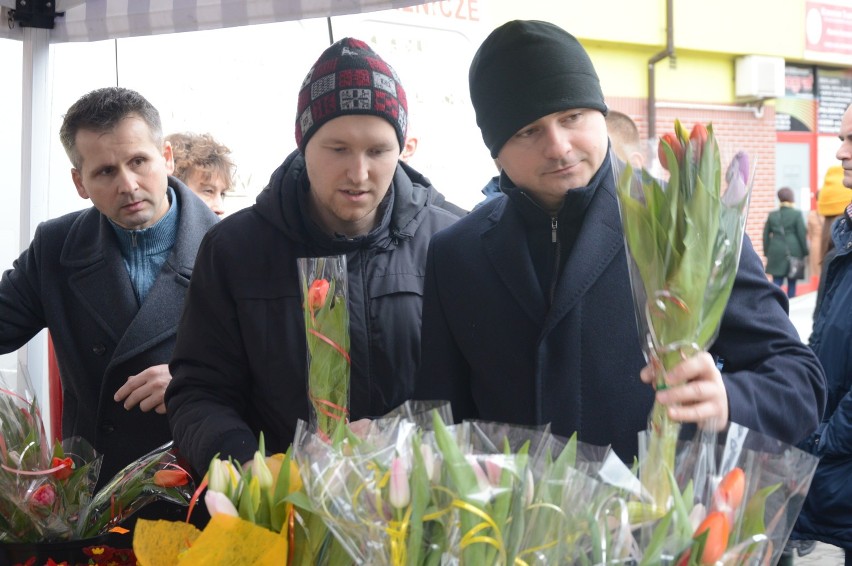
xmin=51 ymin=456 xmax=74 ymax=480
xmin=694 ymin=511 xmax=730 ymax=564
xmin=690 ymin=123 xmax=708 ymax=160
xmin=658 ymin=132 xmax=684 ymax=171
xmin=307 ymin=279 xmax=330 ymax=311
xmin=153 ymin=469 xmax=190 ymax=488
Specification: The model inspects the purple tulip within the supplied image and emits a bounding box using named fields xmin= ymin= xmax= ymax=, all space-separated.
xmin=722 ymin=151 xmax=751 ymax=206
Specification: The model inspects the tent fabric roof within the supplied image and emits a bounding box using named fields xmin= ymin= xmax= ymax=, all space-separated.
xmin=0 ymin=0 xmax=424 ymax=43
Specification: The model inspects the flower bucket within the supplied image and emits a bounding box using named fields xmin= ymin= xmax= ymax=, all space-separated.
xmin=0 ymin=533 xmax=135 ymax=566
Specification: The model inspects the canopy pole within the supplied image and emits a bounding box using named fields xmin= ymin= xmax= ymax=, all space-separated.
xmin=326 ymin=17 xmax=334 ymax=44
xmin=18 ymin=25 xmax=51 ymax=432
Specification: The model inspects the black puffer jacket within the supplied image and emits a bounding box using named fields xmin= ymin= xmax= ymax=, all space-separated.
xmin=166 ymin=151 xmax=461 ymax=474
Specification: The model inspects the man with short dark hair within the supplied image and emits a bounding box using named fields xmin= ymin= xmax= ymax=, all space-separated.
xmin=0 ymin=87 xmax=218 ymax=488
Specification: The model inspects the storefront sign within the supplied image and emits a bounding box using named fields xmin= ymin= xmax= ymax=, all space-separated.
xmin=817 ymin=68 xmax=852 ymax=133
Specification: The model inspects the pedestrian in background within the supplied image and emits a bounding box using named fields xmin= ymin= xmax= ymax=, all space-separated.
xmin=166 ymin=132 xmax=235 ymax=217
xmin=813 ymin=166 xmax=852 ymax=316
xmin=763 ymin=187 xmax=808 ymax=298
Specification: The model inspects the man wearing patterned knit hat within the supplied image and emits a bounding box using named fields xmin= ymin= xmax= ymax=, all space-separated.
xmin=167 ymin=38 xmax=463 ymax=474
xmin=415 ymin=20 xmax=826 ymax=464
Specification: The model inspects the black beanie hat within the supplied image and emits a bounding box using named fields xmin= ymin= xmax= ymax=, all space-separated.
xmin=296 ymin=38 xmax=408 ymax=153
xmin=469 ymin=20 xmax=608 ymax=158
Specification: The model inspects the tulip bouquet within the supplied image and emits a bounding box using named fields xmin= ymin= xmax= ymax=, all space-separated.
xmin=133 ymin=432 xmax=346 ymax=566
xmin=0 ymin=370 xmax=194 ymax=548
xmin=624 ymin=423 xmax=818 ymax=565
xmin=612 ymin=120 xmax=754 ymax=516
xmin=292 ymin=401 xmax=453 ymax=566
xmin=298 ymin=255 xmax=351 ymax=440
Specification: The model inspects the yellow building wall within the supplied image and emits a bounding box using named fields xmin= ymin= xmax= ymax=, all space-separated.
xmin=482 ymin=0 xmax=851 ymax=104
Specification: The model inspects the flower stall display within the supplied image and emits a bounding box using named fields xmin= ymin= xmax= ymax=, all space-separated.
xmin=130 ymin=201 xmax=816 ymax=564
xmin=0 ymin=369 xmax=194 ymax=565
xmin=133 ymin=403 xmax=816 ymax=565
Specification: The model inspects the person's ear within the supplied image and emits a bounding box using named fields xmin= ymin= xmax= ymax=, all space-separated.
xmin=71 ymin=168 xmax=89 ymax=199
xmin=401 ymin=136 xmax=418 ymax=162
xmin=163 ymin=141 xmax=175 ymax=175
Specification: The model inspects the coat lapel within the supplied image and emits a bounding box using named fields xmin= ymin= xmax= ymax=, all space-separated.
xmin=63 ymin=209 xmax=138 ymax=344
xmin=110 ymin=182 xmax=218 ymax=366
xmin=543 ymin=176 xmax=625 ymax=334
xmin=482 ymin=199 xmax=548 ymax=323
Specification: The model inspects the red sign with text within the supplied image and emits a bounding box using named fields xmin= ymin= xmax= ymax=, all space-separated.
xmin=806 ymin=2 xmax=852 ymax=54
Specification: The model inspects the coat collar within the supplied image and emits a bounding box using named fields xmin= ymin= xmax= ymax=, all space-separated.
xmin=481 ymin=167 xmax=625 ymax=329
xmin=60 ymin=179 xmax=218 ymax=350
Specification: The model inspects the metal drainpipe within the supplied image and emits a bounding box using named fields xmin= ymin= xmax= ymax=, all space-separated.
xmin=648 ymin=0 xmax=674 ymax=141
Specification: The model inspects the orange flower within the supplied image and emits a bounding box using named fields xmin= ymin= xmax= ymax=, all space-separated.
xmin=690 ymin=123 xmax=708 ymax=160
xmin=712 ymin=467 xmax=745 ymax=516
xmin=694 ymin=510 xmax=730 ymax=564
xmin=307 ymin=279 xmax=330 ymax=311
xmin=51 ymin=456 xmax=74 ymax=480
xmin=658 ymin=132 xmax=683 ymax=171
xmin=153 ymin=469 xmax=190 ymax=488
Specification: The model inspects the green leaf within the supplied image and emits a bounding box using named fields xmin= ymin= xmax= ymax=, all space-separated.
xmin=739 ymin=483 xmax=780 ymax=540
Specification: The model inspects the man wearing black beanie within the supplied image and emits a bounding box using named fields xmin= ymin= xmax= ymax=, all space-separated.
xmin=415 ymin=20 xmax=825 ymax=465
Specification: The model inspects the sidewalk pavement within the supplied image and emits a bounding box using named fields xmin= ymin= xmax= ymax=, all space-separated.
xmin=784 ymin=292 xmax=845 ymax=565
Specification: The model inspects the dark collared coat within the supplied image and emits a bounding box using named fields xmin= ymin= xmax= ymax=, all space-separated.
xmin=0 ymin=179 xmax=218 ymax=486
xmin=415 ymin=167 xmax=826 ymax=463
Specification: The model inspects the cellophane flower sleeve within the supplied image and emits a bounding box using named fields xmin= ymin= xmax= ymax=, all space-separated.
xmin=78 ymin=441 xmax=194 ymax=538
xmin=293 ymin=401 xmax=455 ymax=565
xmin=0 ymin=369 xmax=101 ymax=542
xmin=621 ymin=424 xmax=818 ymax=565
xmin=612 ymin=121 xmax=755 ymax=517
xmin=298 ymin=255 xmax=351 ymax=441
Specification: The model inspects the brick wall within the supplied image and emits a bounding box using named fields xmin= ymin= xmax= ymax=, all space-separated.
xmin=607 ymin=96 xmax=777 ymax=259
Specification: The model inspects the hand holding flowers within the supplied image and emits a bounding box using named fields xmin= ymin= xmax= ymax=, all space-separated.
xmin=613 ymin=120 xmax=755 ymax=516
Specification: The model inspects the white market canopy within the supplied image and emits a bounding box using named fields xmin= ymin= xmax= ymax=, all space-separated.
xmin=0 ymin=0 xmax=424 ymax=396
xmin=0 ymin=0 xmax=424 ymax=42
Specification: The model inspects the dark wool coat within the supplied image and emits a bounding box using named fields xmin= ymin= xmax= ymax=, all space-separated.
xmin=0 ymin=179 xmax=218 ymax=486
xmin=166 ymin=151 xmax=462 ymax=475
xmin=763 ymin=205 xmax=808 ymax=277
xmin=415 ymin=167 xmax=827 ymax=464
xmin=792 ymin=211 xmax=852 ymax=549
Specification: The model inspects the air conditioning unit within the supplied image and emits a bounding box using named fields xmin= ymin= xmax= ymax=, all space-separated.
xmin=735 ymin=55 xmax=785 ymax=99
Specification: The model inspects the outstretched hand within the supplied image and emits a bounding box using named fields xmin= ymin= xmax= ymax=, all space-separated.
xmin=640 ymin=351 xmax=729 ymax=431
xmin=114 ymin=363 xmax=172 ymax=414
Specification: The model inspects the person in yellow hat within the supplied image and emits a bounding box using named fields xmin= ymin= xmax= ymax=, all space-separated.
xmin=813 ymin=165 xmax=852 ymax=314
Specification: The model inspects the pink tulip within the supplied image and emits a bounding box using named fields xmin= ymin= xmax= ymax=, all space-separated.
xmin=484 ymin=457 xmax=503 ymax=487
xmin=30 ymin=483 xmax=56 ymax=509
xmin=466 ymin=455 xmax=493 ymax=503
xmin=389 ymin=457 xmax=410 ymax=509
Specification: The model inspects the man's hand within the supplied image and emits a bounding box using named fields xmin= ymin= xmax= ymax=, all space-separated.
xmin=639 ymin=352 xmax=729 ymax=431
xmin=114 ymin=364 xmax=171 ymax=414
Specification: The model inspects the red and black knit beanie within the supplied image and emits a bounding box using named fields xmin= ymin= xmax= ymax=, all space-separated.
xmin=295 ymin=38 xmax=408 ymax=153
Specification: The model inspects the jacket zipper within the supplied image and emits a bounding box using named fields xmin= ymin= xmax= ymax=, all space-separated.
xmin=549 ymin=216 xmax=561 ymax=304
